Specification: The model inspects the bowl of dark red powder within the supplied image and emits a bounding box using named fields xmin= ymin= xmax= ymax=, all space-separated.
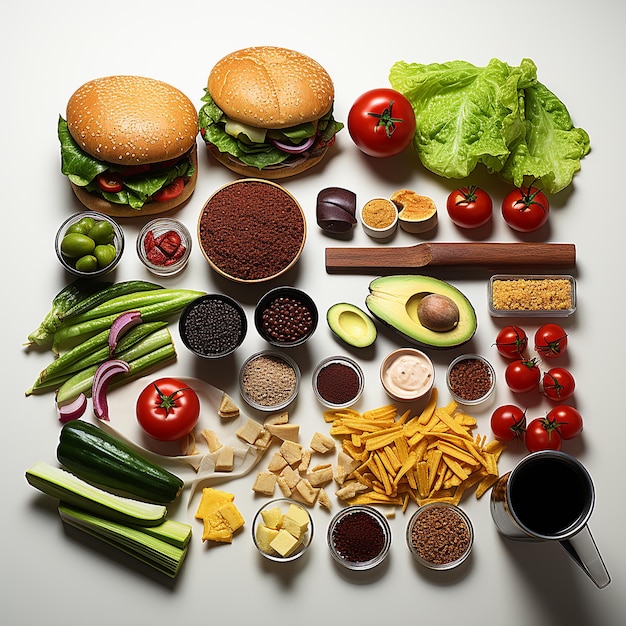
xmin=312 ymin=356 xmax=364 ymax=409
xmin=178 ymin=294 xmax=247 ymax=359
xmin=327 ymin=505 xmax=391 ymax=571
xmin=197 ymin=179 xmax=306 ymax=283
xmin=446 ymin=354 xmax=496 ymax=405
xmin=406 ymin=502 xmax=474 ymax=571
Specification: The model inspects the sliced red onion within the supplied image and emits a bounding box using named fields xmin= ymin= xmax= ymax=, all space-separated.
xmin=57 ymin=393 xmax=88 ymax=423
xmin=270 ymin=135 xmax=316 ymax=154
xmin=92 ymin=359 xmax=130 ymax=421
xmin=108 ymin=311 xmax=142 ymax=354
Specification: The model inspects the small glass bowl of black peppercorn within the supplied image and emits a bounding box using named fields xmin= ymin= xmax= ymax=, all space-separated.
xmin=327 ymin=505 xmax=392 ymax=571
xmin=446 ymin=354 xmax=496 ymax=406
xmin=178 ymin=294 xmax=247 ymax=359
xmin=254 ymin=286 xmax=318 ymax=348
xmin=406 ymin=502 xmax=474 ymax=571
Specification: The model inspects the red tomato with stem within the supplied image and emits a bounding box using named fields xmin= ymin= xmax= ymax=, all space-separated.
xmin=446 ymin=186 xmax=493 ymax=228
xmin=136 ymin=377 xmax=200 ymax=441
xmin=525 ymin=417 xmax=562 ymax=452
xmin=490 ymin=404 xmax=527 ymax=442
xmin=501 ymin=183 xmax=550 ymax=232
xmin=547 ymin=405 xmax=583 ymax=440
xmin=542 ymin=367 xmax=575 ymax=401
xmin=505 ymin=358 xmax=541 ymax=393
xmin=347 ymin=88 xmax=416 ymax=158
xmin=152 ymin=177 xmax=185 ymax=202
xmin=494 ymin=325 xmax=528 ymax=359
xmin=534 ymin=323 xmax=568 ymax=358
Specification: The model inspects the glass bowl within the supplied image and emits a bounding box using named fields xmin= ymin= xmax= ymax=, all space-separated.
xmin=406 ymin=502 xmax=474 ymax=570
xmin=254 ymin=286 xmax=318 ymax=348
xmin=239 ymin=350 xmax=301 ymax=412
xmin=136 ymin=218 xmax=192 ymax=276
xmin=312 ymin=356 xmax=364 ymax=409
xmin=446 ymin=354 xmax=496 ymax=405
xmin=55 ymin=211 xmax=124 ymax=278
xmin=178 ymin=294 xmax=247 ymax=359
xmin=252 ymin=498 xmax=314 ymax=562
xmin=327 ymin=506 xmax=391 ymax=571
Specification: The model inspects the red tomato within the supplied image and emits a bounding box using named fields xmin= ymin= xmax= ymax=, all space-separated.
xmin=96 ymin=172 xmax=124 ymax=193
xmin=136 ymin=377 xmax=200 ymax=441
xmin=495 ymin=325 xmax=528 ymax=359
xmin=501 ymin=184 xmax=550 ymax=232
xmin=446 ymin=186 xmax=493 ymax=228
xmin=534 ymin=323 xmax=568 ymax=358
xmin=347 ymin=88 xmax=416 ymax=158
xmin=547 ymin=405 xmax=583 ymax=440
xmin=152 ymin=177 xmax=185 ymax=202
xmin=490 ymin=404 xmax=527 ymax=442
xmin=542 ymin=367 xmax=575 ymax=401
xmin=505 ymin=358 xmax=541 ymax=393
xmin=525 ymin=417 xmax=562 ymax=453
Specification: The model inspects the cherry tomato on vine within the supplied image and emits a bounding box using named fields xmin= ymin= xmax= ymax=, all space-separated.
xmin=495 ymin=325 xmax=528 ymax=359
xmin=152 ymin=177 xmax=185 ymax=203
xmin=547 ymin=405 xmax=583 ymax=440
xmin=347 ymin=88 xmax=416 ymax=158
xmin=136 ymin=377 xmax=200 ymax=441
xmin=542 ymin=367 xmax=576 ymax=401
xmin=525 ymin=417 xmax=562 ymax=453
xmin=501 ymin=184 xmax=550 ymax=232
xmin=505 ymin=358 xmax=541 ymax=393
xmin=534 ymin=323 xmax=568 ymax=359
xmin=446 ymin=186 xmax=493 ymax=228
xmin=490 ymin=404 xmax=527 ymax=442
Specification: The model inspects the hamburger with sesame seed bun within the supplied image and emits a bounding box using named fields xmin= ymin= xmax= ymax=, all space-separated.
xmin=198 ymin=46 xmax=343 ymax=179
xmin=58 ymin=75 xmax=199 ymax=216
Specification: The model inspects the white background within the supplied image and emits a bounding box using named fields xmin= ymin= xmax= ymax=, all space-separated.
xmin=3 ymin=2 xmax=625 ymax=625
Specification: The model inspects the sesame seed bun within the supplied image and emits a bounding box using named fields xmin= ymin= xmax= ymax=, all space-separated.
xmin=66 ymin=75 xmax=198 ymax=165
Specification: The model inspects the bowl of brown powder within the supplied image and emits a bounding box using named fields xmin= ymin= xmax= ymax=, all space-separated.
xmin=446 ymin=354 xmax=496 ymax=406
xmin=406 ymin=502 xmax=474 ymax=571
xmin=197 ymin=179 xmax=306 ymax=283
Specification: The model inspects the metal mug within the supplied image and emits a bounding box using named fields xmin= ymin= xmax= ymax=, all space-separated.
xmin=490 ymin=450 xmax=610 ymax=589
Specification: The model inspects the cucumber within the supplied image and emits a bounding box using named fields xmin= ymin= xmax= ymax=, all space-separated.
xmin=57 ymin=421 xmax=183 ymax=504
xmin=26 ymin=462 xmax=167 ymax=527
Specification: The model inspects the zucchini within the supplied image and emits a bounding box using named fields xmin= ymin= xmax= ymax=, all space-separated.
xmin=57 ymin=421 xmax=184 ymax=504
xmin=26 ymin=461 xmax=167 ymax=526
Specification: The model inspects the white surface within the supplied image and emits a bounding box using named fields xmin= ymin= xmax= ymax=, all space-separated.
xmin=3 ymin=2 xmax=625 ymax=625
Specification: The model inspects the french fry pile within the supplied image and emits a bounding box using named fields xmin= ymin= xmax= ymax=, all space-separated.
xmin=324 ymin=388 xmax=506 ymax=511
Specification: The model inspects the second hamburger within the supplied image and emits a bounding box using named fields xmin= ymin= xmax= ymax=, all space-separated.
xmin=198 ymin=46 xmax=343 ymax=179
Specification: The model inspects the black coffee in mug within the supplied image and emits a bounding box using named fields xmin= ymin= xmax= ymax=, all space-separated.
xmin=508 ymin=454 xmax=591 ymax=537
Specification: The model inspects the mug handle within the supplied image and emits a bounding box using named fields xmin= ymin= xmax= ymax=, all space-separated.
xmin=559 ymin=525 xmax=611 ymax=589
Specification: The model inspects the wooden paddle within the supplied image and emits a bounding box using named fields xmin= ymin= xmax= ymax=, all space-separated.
xmin=325 ymin=242 xmax=576 ymax=273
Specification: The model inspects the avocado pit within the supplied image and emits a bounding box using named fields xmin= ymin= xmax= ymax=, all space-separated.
xmin=417 ymin=294 xmax=460 ymax=332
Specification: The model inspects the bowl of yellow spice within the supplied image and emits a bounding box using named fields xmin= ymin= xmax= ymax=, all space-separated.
xmin=360 ymin=198 xmax=398 ymax=239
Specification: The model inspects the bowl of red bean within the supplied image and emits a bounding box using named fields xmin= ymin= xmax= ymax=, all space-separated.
xmin=406 ymin=502 xmax=474 ymax=571
xmin=254 ymin=286 xmax=318 ymax=348
xmin=446 ymin=354 xmax=496 ymax=405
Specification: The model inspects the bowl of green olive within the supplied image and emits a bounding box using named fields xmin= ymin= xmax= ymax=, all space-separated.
xmin=55 ymin=211 xmax=124 ymax=277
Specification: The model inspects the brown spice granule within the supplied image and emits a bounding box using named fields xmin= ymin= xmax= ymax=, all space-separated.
xmin=491 ymin=278 xmax=572 ymax=311
xmin=448 ymin=358 xmax=493 ymax=401
xmin=362 ymin=199 xmax=397 ymax=229
xmin=241 ymin=354 xmax=297 ymax=407
xmin=410 ymin=505 xmax=471 ymax=565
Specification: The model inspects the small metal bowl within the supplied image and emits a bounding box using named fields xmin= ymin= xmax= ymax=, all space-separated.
xmin=446 ymin=354 xmax=496 ymax=406
xmin=136 ymin=218 xmax=191 ymax=277
xmin=252 ymin=498 xmax=314 ymax=563
xmin=380 ymin=348 xmax=435 ymax=403
xmin=254 ymin=286 xmax=318 ymax=348
xmin=55 ymin=211 xmax=124 ymax=278
xmin=239 ymin=350 xmax=301 ymax=412
xmin=406 ymin=502 xmax=474 ymax=571
xmin=312 ymin=356 xmax=364 ymax=409
xmin=178 ymin=294 xmax=247 ymax=359
xmin=327 ymin=506 xmax=392 ymax=571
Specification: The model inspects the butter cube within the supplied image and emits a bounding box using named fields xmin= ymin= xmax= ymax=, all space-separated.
xmin=261 ymin=506 xmax=284 ymax=530
xmin=270 ymin=528 xmax=301 ymax=557
xmin=282 ymin=504 xmax=309 ymax=539
xmin=255 ymin=524 xmax=280 ymax=553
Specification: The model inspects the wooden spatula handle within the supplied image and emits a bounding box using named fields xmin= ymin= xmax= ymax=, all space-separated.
xmin=427 ymin=242 xmax=576 ymax=266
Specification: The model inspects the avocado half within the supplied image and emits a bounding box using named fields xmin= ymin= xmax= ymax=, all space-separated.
xmin=327 ymin=303 xmax=377 ymax=348
xmin=365 ymin=275 xmax=477 ymax=349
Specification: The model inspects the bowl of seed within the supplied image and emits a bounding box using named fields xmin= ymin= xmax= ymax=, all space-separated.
xmin=239 ymin=350 xmax=300 ymax=412
xmin=406 ymin=502 xmax=474 ymax=571
xmin=178 ymin=294 xmax=247 ymax=359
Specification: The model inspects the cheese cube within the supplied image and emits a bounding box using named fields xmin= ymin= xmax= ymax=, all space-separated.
xmin=281 ymin=504 xmax=309 ymax=539
xmin=266 ymin=423 xmax=300 ymax=442
xmin=252 ymin=471 xmax=277 ymax=496
xmin=261 ymin=506 xmax=284 ymax=530
xmin=270 ymin=528 xmax=301 ymax=557
xmin=267 ymin=452 xmax=288 ymax=473
xmin=215 ymin=445 xmax=234 ymax=472
xmin=236 ymin=419 xmax=264 ymax=444
xmin=279 ymin=440 xmax=303 ymax=466
xmin=310 ymin=432 xmax=336 ymax=454
xmin=256 ymin=524 xmax=280 ymax=553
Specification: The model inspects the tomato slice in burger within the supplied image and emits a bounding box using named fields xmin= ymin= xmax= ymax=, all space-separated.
xmin=96 ymin=172 xmax=124 ymax=193
xmin=152 ymin=177 xmax=185 ymax=202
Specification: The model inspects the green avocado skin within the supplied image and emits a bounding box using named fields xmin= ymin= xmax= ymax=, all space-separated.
xmin=365 ymin=275 xmax=477 ymax=349
xmin=326 ymin=303 xmax=377 ymax=348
